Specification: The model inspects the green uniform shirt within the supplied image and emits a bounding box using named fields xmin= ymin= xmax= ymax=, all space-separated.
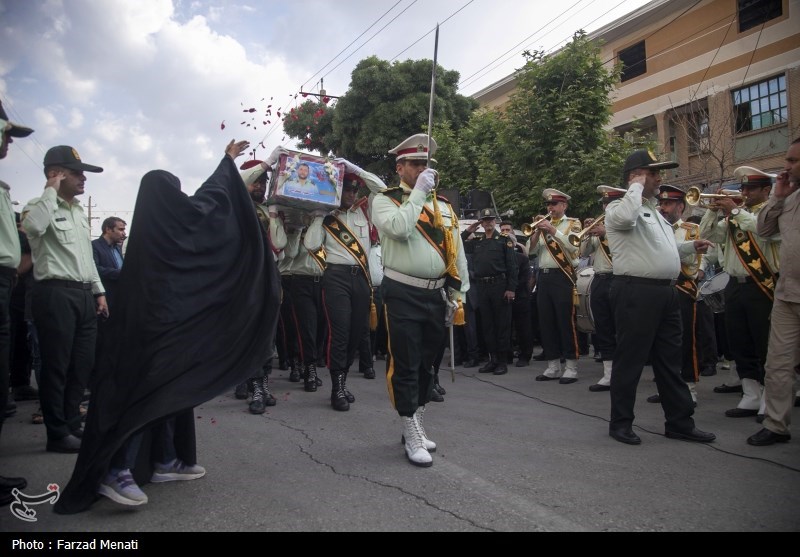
xmin=0 ymin=180 xmax=21 ymax=270
xmin=673 ymin=219 xmax=701 ymax=278
xmin=699 ymin=203 xmax=780 ymax=278
xmin=286 ymin=230 xmax=324 ymax=277
xmin=22 ymin=187 xmax=103 ymax=294
xmin=580 ymin=236 xmax=613 ymax=274
xmin=529 ymin=216 xmax=581 ymax=269
xmin=370 ymin=183 xmax=469 ymax=299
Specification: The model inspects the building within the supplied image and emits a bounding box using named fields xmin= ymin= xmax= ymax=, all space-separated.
xmin=472 ymin=0 xmax=800 ymax=188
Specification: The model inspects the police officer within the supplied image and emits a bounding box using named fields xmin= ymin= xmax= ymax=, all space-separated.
xmin=371 ymin=133 xmax=469 ymax=468
xmin=527 ymin=189 xmax=582 ymax=383
xmin=605 ymin=149 xmax=715 ymax=445
xmin=462 ymin=209 xmax=517 ymax=375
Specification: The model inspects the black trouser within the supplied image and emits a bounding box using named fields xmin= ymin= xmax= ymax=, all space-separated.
xmin=382 ymin=277 xmax=445 ymax=417
xmin=323 ymin=265 xmax=370 ymax=373
xmin=695 ymin=299 xmax=717 ymax=371
xmin=358 ymin=320 xmax=373 ymax=372
xmin=276 ymin=275 xmax=297 ymax=364
xmin=9 ymin=289 xmax=30 ymax=389
xmin=477 ymin=278 xmax=512 ymax=354
xmin=589 ymin=273 xmax=615 ymax=361
xmin=0 ymin=268 xmax=15 ymax=432
xmin=33 ymin=282 xmax=97 ymax=441
xmin=609 ymin=276 xmax=695 ymax=433
xmin=537 ymin=270 xmax=578 ymax=360
xmin=677 ymin=291 xmax=699 ymax=383
xmin=289 ymin=275 xmax=323 ymax=366
xmin=724 ymin=279 xmax=772 ymax=383
xmin=463 ymin=292 xmax=480 ymax=360
xmin=511 ymin=296 xmax=532 ymax=360
xmin=371 ymin=286 xmax=387 ymax=357
xmin=529 ymin=294 xmax=541 ymax=346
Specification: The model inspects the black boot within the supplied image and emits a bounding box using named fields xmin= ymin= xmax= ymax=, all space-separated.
xmin=342 ymin=371 xmax=355 ymax=403
xmin=330 ymin=371 xmax=350 ymax=411
xmin=248 ymin=378 xmax=266 ymax=414
xmin=262 ymin=376 xmax=276 ymax=407
xmin=478 ymin=354 xmax=497 ymax=374
xmin=289 ymin=358 xmax=301 ymax=383
xmin=304 ymin=363 xmax=318 ymax=392
xmin=433 ymin=371 xmax=446 ymax=396
xmin=493 ymin=352 xmax=508 ymax=375
xmin=234 ymin=381 xmax=248 ymax=400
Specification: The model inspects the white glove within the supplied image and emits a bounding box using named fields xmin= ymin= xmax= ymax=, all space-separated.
xmin=267 ymin=205 xmax=278 ymax=217
xmin=334 ymin=157 xmax=362 ymax=175
xmin=265 ymin=146 xmax=290 ymax=168
xmin=414 ymin=168 xmax=437 ymax=195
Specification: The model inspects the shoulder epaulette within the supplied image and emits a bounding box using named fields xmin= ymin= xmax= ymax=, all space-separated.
xmin=381 ymin=186 xmax=404 ymax=195
xmin=679 ymin=222 xmax=699 ymax=230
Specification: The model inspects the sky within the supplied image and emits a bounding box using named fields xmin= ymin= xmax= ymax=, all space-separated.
xmin=0 ymin=0 xmax=651 ymax=235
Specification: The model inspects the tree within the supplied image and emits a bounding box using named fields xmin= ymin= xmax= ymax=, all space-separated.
xmin=282 ymin=100 xmax=335 ymax=155
xmin=491 ymin=31 xmax=639 ymax=220
xmin=283 ymin=56 xmax=478 ymax=179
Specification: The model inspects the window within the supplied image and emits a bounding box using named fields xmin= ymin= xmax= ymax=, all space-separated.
xmin=732 ymin=75 xmax=787 ymax=133
xmin=738 ymin=0 xmax=782 ymax=33
xmin=689 ymin=114 xmax=710 ymax=153
xmin=619 ymin=41 xmax=646 ymax=82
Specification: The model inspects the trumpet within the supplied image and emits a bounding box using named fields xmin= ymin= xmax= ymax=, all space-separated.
xmin=522 ymin=213 xmax=552 ymax=236
xmin=685 ymin=186 xmax=743 ymax=207
xmin=567 ymin=214 xmax=605 ymax=247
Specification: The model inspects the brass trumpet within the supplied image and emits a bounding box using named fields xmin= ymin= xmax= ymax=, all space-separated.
xmin=522 ymin=213 xmax=552 ymax=236
xmin=685 ymin=186 xmax=743 ymax=207
xmin=567 ymin=214 xmax=605 ymax=247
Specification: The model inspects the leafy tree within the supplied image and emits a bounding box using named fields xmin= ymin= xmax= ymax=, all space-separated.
xmin=282 ymin=100 xmax=335 ymax=155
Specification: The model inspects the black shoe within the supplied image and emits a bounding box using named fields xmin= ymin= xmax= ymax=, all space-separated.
xmin=13 ymin=385 xmax=39 ymax=401
xmin=558 ymin=377 xmax=577 ymax=384
xmin=589 ymin=384 xmax=610 ymax=392
xmin=462 ymin=359 xmax=479 ymax=368
xmin=493 ymin=363 xmax=508 ymax=375
xmin=434 ymin=383 xmax=446 ymax=396
xmin=70 ymin=428 xmax=84 ymax=439
xmin=234 ymin=381 xmax=248 ymax=400
xmin=317 ymin=358 xmax=326 ymax=369
xmin=725 ymin=407 xmax=758 ymax=418
xmin=747 ymin=428 xmax=790 ymax=446
xmin=664 ymin=427 xmax=716 ymax=443
xmin=515 ymin=359 xmax=529 ymax=367
xmin=646 ymin=394 xmax=661 ymax=403
xmin=46 ymin=434 xmax=82 ymax=453
xmin=756 ymin=414 xmax=764 ymax=423
xmin=535 ymin=374 xmax=558 ymax=381
xmin=304 ymin=364 xmax=318 ymax=393
xmin=362 ymin=368 xmax=376 ymax=380
xmin=330 ymin=373 xmax=350 ymax=412
xmin=278 ymin=359 xmax=289 ymax=371
xmin=315 ymin=376 xmax=323 ymax=387
xmin=478 ymin=360 xmax=497 ymax=374
xmin=700 ymin=367 xmax=717 ymax=377
xmin=430 ymin=390 xmax=444 ymax=402
xmin=532 ymin=352 xmax=547 ymax=361
xmin=0 ymin=476 xmax=27 ymax=491
xmin=713 ymin=383 xmax=742 ymax=394
xmin=289 ymin=369 xmax=300 ymax=383
xmin=609 ymin=428 xmax=641 ymax=445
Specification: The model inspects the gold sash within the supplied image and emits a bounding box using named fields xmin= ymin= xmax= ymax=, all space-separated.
xmin=727 ymin=219 xmax=776 ymax=301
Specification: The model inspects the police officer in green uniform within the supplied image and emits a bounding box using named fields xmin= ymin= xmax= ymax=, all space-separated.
xmin=462 ymin=208 xmax=517 ymax=375
xmin=371 ymin=133 xmax=469 ymax=468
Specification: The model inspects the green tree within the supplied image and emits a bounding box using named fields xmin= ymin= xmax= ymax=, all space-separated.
xmin=281 ymin=100 xmax=335 ymax=155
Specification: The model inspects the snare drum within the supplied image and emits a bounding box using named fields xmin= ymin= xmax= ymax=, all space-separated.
xmin=576 ymin=267 xmax=595 ymax=333
xmin=699 ymin=271 xmax=729 ymax=313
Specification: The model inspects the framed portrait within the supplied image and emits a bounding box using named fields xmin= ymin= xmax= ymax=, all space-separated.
xmin=267 ymin=150 xmax=343 ymax=212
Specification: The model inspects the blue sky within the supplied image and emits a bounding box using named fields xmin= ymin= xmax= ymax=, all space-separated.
xmin=1 ymin=0 xmax=649 ymax=233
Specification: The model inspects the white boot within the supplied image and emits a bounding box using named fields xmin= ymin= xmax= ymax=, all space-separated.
xmin=598 ymin=360 xmax=612 ymax=386
xmin=401 ymin=406 xmax=436 ymax=452
xmin=559 ymin=359 xmax=578 ymax=384
xmin=401 ymin=416 xmax=432 ymax=467
xmin=542 ymin=360 xmax=562 ymax=379
xmin=738 ymin=378 xmax=762 ymax=410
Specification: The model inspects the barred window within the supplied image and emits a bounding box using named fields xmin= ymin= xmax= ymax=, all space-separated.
xmin=619 ymin=41 xmax=646 ymax=82
xmin=738 ymin=0 xmax=782 ymax=33
xmin=732 ymin=75 xmax=787 ymax=133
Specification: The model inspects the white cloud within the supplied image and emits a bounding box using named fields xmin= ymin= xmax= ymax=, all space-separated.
xmin=68 ymin=108 xmax=84 ymax=129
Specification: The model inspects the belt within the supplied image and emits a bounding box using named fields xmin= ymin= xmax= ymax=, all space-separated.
xmin=327 ymin=264 xmax=362 ymax=276
xmin=38 ymin=279 xmax=93 ymax=290
xmin=539 ymin=268 xmax=554 ymax=274
xmin=594 ymin=273 xmax=613 ymax=278
xmin=731 ymin=275 xmax=753 ymax=284
xmin=384 ymin=268 xmax=446 ymax=290
xmin=476 ymin=273 xmax=506 ymax=284
xmin=294 ymin=275 xmax=322 ymax=283
xmin=614 ymin=276 xmax=676 ymax=287
xmin=0 ymin=267 xmax=16 ymax=278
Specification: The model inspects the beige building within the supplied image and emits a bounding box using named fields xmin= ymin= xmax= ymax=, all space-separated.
xmin=472 ymin=0 xmax=800 ymax=188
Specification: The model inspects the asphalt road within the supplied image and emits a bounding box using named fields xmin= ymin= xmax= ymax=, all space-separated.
xmin=2 ymin=356 xmax=798 ymax=533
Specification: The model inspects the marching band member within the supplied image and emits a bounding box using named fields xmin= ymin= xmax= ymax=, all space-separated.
xmin=371 ymin=133 xmax=469 ymax=467
xmin=528 ymin=189 xmax=582 ymax=384
xmin=580 ymin=185 xmax=625 ymax=392
xmin=699 ymin=167 xmax=780 ymax=420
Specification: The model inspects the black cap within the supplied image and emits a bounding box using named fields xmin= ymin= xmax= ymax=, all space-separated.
xmin=0 ymin=100 xmax=34 ymax=138
xmin=478 ymin=208 xmax=498 ymax=220
xmin=43 ymin=146 xmax=103 ymax=173
xmin=656 ymin=184 xmax=687 ymax=201
xmin=622 ymin=149 xmax=679 ymax=176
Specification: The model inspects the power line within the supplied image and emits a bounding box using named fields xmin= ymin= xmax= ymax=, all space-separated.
xmin=389 ymin=0 xmax=476 ymax=62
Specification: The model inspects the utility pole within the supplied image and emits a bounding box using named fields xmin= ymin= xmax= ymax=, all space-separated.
xmin=85 ymin=196 xmax=100 ymax=237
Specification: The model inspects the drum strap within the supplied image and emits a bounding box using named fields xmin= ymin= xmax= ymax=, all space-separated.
xmin=727 ymin=220 xmax=776 ymax=302
xmin=599 ymin=238 xmax=612 ymax=264
xmin=322 ymin=215 xmax=370 ymax=282
xmin=543 ymin=235 xmax=577 ymax=305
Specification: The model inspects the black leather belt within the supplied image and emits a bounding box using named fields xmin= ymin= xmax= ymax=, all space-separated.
xmin=595 ymin=273 xmax=613 ymax=278
xmin=38 ymin=279 xmax=93 ymax=290
xmin=328 ymin=264 xmax=362 ymax=276
xmin=615 ymin=276 xmax=676 ymax=287
xmin=477 ymin=273 xmax=506 ymax=284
